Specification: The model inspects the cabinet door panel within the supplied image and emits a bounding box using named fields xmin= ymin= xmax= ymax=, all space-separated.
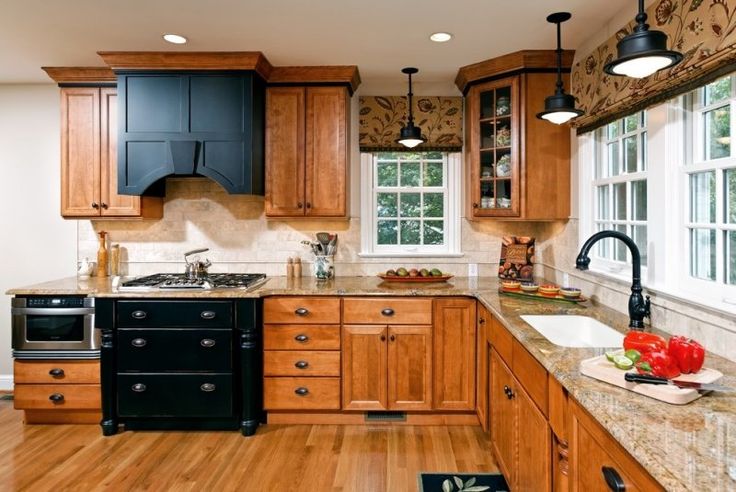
xmin=61 ymin=88 xmax=100 ymax=217
xmin=265 ymin=87 xmax=306 ymax=216
xmin=123 ymin=75 xmax=184 ymax=133
xmin=100 ymin=89 xmax=142 ymax=216
xmin=490 ymin=350 xmax=516 ymax=487
xmin=387 ymin=325 xmax=432 ymax=411
xmin=433 ymin=298 xmax=476 ymax=410
xmin=342 ymin=325 xmax=387 ymax=410
xmin=476 ymin=304 xmax=490 ymax=431
xmin=517 ymin=384 xmax=552 ymax=492
xmin=190 ymin=75 xmax=244 ymax=133
xmin=305 ymin=87 xmax=347 ymax=217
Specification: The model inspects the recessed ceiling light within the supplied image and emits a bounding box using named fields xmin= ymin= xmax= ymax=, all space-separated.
xmin=429 ymin=32 xmax=453 ymax=43
xmin=163 ymin=33 xmax=187 ymax=44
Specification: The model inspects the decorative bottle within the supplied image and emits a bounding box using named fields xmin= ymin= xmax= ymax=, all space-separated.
xmin=96 ymin=231 xmax=108 ymax=277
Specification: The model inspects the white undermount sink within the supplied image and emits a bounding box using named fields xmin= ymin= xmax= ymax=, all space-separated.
xmin=520 ymin=315 xmax=624 ymax=348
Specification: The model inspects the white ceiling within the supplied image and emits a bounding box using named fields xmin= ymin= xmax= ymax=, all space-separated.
xmin=1 ymin=0 xmax=626 ymax=93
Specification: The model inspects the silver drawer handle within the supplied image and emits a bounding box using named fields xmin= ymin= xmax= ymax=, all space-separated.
xmin=131 ymin=310 xmax=147 ymax=320
xmin=294 ymin=387 xmax=309 ymax=396
xmin=200 ymin=311 xmax=216 ymax=320
xmin=200 ymin=339 xmax=216 ymax=348
xmin=295 ymin=360 xmax=309 ymax=369
xmin=132 ymin=383 xmax=146 ymax=392
xmin=294 ymin=307 xmax=309 ymax=316
xmin=201 ymin=383 xmax=216 ymax=392
xmin=131 ymin=338 xmax=147 ymax=348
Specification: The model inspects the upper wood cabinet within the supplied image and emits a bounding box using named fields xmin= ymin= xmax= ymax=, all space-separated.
xmin=433 ymin=298 xmax=476 ymax=410
xmin=60 ymin=86 xmax=162 ymax=219
xmin=457 ymin=50 xmax=572 ymax=221
xmin=265 ymin=86 xmax=349 ymax=218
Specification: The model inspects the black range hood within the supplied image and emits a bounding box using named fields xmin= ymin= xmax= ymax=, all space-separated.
xmin=117 ymin=71 xmax=265 ymax=195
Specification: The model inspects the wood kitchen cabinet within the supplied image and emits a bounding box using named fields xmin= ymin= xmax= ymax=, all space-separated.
xmin=456 ymin=51 xmax=572 ymax=221
xmin=265 ymin=86 xmax=349 ymax=218
xmin=570 ymin=398 xmax=663 ymax=492
xmin=433 ymin=298 xmax=476 ymax=410
xmin=59 ymin=86 xmax=162 ymax=219
xmin=476 ymin=303 xmax=491 ymax=432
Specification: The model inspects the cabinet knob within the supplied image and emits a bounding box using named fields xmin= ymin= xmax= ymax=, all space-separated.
xmin=294 ymin=307 xmax=309 ymax=316
xmin=49 ymin=368 xmax=65 ymax=377
xmin=200 ymin=310 xmax=216 ymax=320
xmin=479 ymin=317 xmax=486 ymax=325
xmin=49 ymin=393 xmax=64 ymax=403
xmin=294 ymin=387 xmax=309 ymax=396
xmin=381 ymin=308 xmax=394 ymax=317
xmin=200 ymin=338 xmax=216 ymax=348
xmin=297 ymin=202 xmax=304 ymax=209
xmin=601 ymin=466 xmax=626 ymax=492
xmin=305 ymin=202 xmax=311 ymax=209
xmin=131 ymin=338 xmax=147 ymax=348
xmin=101 ymin=202 xmax=108 ymax=209
xmin=294 ymin=334 xmax=309 ymax=343
xmin=390 ymin=334 xmax=396 ymax=342
xmin=380 ymin=335 xmax=386 ymax=342
xmin=472 ymin=203 xmax=479 ymax=208
xmin=131 ymin=383 xmax=146 ymax=392
xmin=200 ymin=383 xmax=216 ymax=392
xmin=91 ymin=202 xmax=99 ymax=209
xmin=295 ymin=360 xmax=309 ymax=369
xmin=503 ymin=385 xmax=514 ymax=399
xmin=131 ymin=310 xmax=147 ymax=320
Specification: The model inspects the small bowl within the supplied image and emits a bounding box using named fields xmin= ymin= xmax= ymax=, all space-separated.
xmin=520 ymin=283 xmax=539 ymax=293
xmin=560 ymin=287 xmax=581 ymax=299
xmin=539 ymin=284 xmax=560 ymax=296
xmin=501 ymin=280 xmax=521 ymax=291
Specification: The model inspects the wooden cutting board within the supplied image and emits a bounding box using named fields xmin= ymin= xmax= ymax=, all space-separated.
xmin=580 ymin=353 xmax=723 ymax=405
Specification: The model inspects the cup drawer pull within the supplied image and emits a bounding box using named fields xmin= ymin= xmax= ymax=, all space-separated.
xmin=294 ymin=334 xmax=309 ymax=343
xmin=200 ymin=339 xmax=216 ymax=348
xmin=294 ymin=307 xmax=309 ymax=316
xmin=294 ymin=387 xmax=309 ymax=396
xmin=294 ymin=360 xmax=309 ymax=369
xmin=131 ymin=310 xmax=147 ymax=320
xmin=49 ymin=368 xmax=65 ymax=377
xmin=49 ymin=393 xmax=64 ymax=403
xmin=200 ymin=383 xmax=216 ymax=392
xmin=381 ymin=308 xmax=395 ymax=316
xmin=131 ymin=338 xmax=147 ymax=348
xmin=131 ymin=383 xmax=146 ymax=392
xmin=200 ymin=311 xmax=216 ymax=320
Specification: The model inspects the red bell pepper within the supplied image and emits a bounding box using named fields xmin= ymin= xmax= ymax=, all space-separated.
xmin=635 ymin=350 xmax=681 ymax=379
xmin=623 ymin=331 xmax=667 ymax=355
xmin=668 ymin=336 xmax=705 ymax=374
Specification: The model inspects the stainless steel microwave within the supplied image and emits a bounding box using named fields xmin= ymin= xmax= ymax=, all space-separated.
xmin=11 ymin=297 xmax=99 ymax=359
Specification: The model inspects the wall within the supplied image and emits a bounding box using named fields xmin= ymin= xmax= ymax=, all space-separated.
xmin=0 ymin=85 xmax=78 ymax=384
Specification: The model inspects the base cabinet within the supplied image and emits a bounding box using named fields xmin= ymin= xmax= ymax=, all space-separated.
xmin=433 ymin=298 xmax=476 ymax=410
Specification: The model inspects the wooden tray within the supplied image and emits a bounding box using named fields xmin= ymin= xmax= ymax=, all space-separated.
xmin=580 ymin=353 xmax=723 ymax=405
xmin=377 ymin=274 xmax=454 ymax=283
xmin=499 ymin=288 xmax=587 ymax=303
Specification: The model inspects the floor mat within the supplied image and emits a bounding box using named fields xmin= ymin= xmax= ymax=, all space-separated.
xmin=417 ymin=472 xmax=508 ymax=492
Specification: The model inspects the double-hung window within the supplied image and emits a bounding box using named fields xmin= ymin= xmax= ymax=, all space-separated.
xmin=683 ymin=76 xmax=736 ymax=302
xmin=591 ymin=112 xmax=648 ymax=271
xmin=360 ymin=151 xmax=461 ymax=256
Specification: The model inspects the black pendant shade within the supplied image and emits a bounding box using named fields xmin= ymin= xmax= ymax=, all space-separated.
xmin=603 ymin=0 xmax=683 ymax=78
xmin=397 ymin=67 xmax=425 ymax=148
xmin=536 ymin=12 xmax=584 ymax=125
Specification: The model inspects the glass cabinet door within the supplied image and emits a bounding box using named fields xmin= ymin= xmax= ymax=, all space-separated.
xmin=471 ymin=77 xmax=520 ymax=217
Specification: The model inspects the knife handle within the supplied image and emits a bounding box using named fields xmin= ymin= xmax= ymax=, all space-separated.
xmin=624 ymin=373 xmax=669 ymax=385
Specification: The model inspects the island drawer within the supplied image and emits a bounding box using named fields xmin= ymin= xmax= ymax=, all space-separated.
xmin=264 ymin=324 xmax=340 ymax=350
xmin=343 ymin=298 xmax=432 ymax=324
xmin=117 ymin=300 xmax=233 ymax=328
xmin=14 ymin=360 xmax=99 ymax=384
xmin=264 ymin=351 xmax=340 ymax=377
xmin=264 ymin=377 xmax=341 ymax=410
xmin=264 ymin=297 xmax=341 ymax=324
xmin=117 ymin=374 xmax=232 ymax=417
xmin=14 ymin=384 xmax=101 ymax=410
xmin=117 ymin=329 xmax=232 ymax=372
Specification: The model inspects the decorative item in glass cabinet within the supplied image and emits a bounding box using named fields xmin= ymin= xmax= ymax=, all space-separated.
xmin=496 ymin=96 xmax=510 ymax=116
xmin=497 ymin=197 xmax=512 ymax=209
xmin=496 ymin=154 xmax=511 ymax=177
xmin=496 ymin=127 xmax=511 ymax=147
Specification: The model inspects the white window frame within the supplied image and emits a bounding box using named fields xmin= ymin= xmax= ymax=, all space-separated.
xmin=359 ymin=152 xmax=462 ymax=257
xmin=585 ymin=112 xmax=649 ymax=278
xmin=678 ymin=79 xmax=736 ymax=306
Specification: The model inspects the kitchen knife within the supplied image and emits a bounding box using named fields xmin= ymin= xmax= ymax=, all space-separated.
xmin=624 ymin=372 xmax=734 ymax=392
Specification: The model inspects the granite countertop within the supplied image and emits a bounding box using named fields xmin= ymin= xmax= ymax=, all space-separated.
xmin=7 ymin=275 xmax=736 ymax=490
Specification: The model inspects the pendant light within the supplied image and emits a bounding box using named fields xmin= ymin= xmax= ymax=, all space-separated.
xmin=536 ymin=12 xmax=584 ymax=125
xmin=604 ymin=0 xmax=683 ymax=78
xmin=397 ymin=67 xmax=425 ymax=148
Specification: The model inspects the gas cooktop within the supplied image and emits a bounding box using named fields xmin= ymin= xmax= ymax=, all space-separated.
xmin=119 ymin=273 xmax=267 ymax=291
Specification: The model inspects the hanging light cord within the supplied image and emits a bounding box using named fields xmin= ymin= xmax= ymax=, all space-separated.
xmin=406 ymin=72 xmax=415 ymax=124
xmin=554 ymin=18 xmax=564 ymax=95
xmin=634 ymin=0 xmax=648 ymax=33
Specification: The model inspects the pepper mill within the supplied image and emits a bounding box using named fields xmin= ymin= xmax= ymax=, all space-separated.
xmin=96 ymin=231 xmax=108 ymax=277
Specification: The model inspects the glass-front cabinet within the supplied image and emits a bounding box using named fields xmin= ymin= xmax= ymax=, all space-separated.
xmin=469 ymin=77 xmax=520 ymax=217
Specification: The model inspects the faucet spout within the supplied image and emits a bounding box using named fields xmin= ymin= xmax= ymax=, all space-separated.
xmin=575 ymin=230 xmax=650 ymax=330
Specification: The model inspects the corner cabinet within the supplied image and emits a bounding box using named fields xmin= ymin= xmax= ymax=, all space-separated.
xmin=265 ymin=86 xmax=349 ymax=218
xmin=457 ymin=50 xmax=572 ymax=221
xmin=60 ymin=87 xmax=162 ymax=219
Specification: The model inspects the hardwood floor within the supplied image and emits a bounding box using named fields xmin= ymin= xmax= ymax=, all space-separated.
xmin=0 ymin=401 xmax=498 ymax=491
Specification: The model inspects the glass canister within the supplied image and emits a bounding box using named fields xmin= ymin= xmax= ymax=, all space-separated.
xmin=312 ymin=255 xmax=334 ymax=280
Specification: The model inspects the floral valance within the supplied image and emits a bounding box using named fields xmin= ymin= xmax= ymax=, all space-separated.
xmin=572 ymin=0 xmax=736 ymax=133
xmin=359 ymin=96 xmax=463 ymax=151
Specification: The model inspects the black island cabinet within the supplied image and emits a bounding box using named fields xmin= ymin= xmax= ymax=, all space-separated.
xmin=96 ymin=298 xmax=263 ymax=436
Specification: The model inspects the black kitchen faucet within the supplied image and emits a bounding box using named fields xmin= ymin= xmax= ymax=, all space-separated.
xmin=575 ymin=230 xmax=651 ymax=330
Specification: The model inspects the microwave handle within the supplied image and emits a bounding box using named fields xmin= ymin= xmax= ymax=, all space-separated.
xmin=11 ymin=308 xmax=95 ymax=316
